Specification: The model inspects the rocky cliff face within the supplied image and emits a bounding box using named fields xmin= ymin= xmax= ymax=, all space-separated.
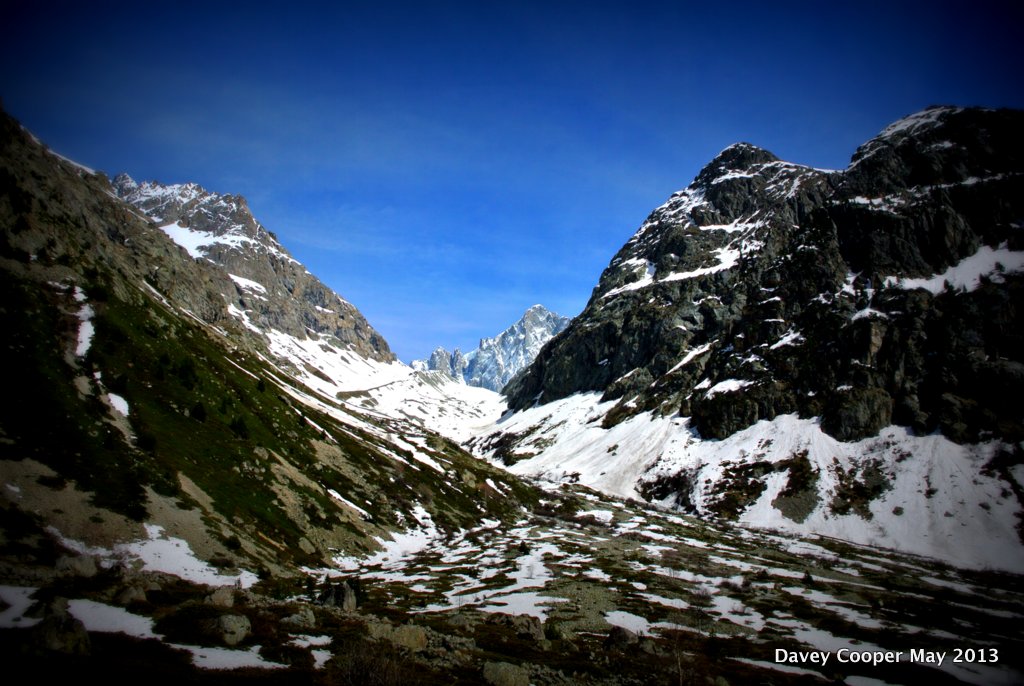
xmin=506 ymin=106 xmax=1024 ymax=444
xmin=480 ymin=107 xmax=1024 ymax=569
xmin=415 ymin=304 xmax=570 ymax=392
xmin=112 ymin=174 xmax=393 ymax=362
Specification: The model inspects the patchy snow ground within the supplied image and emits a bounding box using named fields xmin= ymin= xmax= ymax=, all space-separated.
xmin=0 ymin=586 xmax=42 ymax=628
xmin=312 ymin=483 xmax=1023 ymax=686
xmin=66 ymin=598 xmax=286 ymax=670
xmin=46 ymin=523 xmax=257 ymax=588
xmin=473 ymin=394 xmax=1024 ymax=573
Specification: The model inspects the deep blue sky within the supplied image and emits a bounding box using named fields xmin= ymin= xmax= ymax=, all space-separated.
xmin=3 ymin=1 xmax=1022 ymax=362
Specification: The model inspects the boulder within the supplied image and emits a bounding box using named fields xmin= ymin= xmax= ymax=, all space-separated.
xmin=56 ymin=555 xmax=98 ymax=578
xmin=282 ymin=606 xmax=316 ymax=630
xmin=605 ymin=625 xmax=639 ymax=648
xmin=391 ymin=624 xmax=427 ymax=652
xmin=206 ymin=587 xmax=235 ymax=608
xmin=486 ymin=612 xmax=544 ymax=641
xmin=317 ymin=579 xmax=357 ymax=611
xmin=116 ymin=585 xmax=147 ymax=605
xmin=30 ymin=614 xmax=91 ymax=655
xmin=27 ymin=598 xmax=90 ymax=655
xmin=482 ymin=661 xmax=530 ymax=686
xmin=204 ymin=613 xmax=251 ymax=646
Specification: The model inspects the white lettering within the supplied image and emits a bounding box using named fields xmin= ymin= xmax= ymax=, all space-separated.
xmin=837 ymin=649 xmax=904 ymax=666
xmin=775 ymin=649 xmax=830 ymax=665
xmin=910 ymin=649 xmax=947 ymax=665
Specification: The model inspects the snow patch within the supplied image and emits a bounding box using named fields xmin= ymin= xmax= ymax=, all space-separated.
xmin=108 ymin=393 xmax=129 ymax=416
xmin=228 ymin=273 xmax=268 ymax=294
xmin=883 ymin=243 xmax=1024 ymax=295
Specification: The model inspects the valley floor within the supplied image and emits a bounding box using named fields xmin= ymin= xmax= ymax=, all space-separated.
xmin=3 ymin=479 xmax=1022 ymax=685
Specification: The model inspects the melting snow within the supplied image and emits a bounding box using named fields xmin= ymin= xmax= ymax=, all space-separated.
xmin=883 ymin=243 xmax=1024 ymax=295
xmin=108 ymin=393 xmax=129 ymax=416
xmin=704 ymin=378 xmax=753 ymax=398
xmin=159 ymin=222 xmax=257 ymax=259
xmin=74 ymin=287 xmax=94 ymax=357
xmin=228 ymin=273 xmax=268 ymax=294
xmin=115 ymin=524 xmax=258 ymax=587
xmin=0 ymin=586 xmax=41 ymax=628
xmin=482 ymin=390 xmax=1024 ymax=572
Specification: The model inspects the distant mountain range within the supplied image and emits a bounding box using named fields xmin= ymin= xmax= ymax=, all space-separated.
xmin=412 ymin=304 xmax=570 ymax=391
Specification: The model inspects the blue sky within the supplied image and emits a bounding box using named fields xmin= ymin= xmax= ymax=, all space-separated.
xmin=3 ymin=1 xmax=1022 ymax=362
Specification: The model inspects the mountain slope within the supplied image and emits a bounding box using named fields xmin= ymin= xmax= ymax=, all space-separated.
xmin=414 ymin=304 xmax=570 ymax=391
xmin=480 ymin=106 xmax=1024 ymax=571
xmin=112 ymin=173 xmax=393 ymax=364
xmin=0 ymin=109 xmax=536 ymax=582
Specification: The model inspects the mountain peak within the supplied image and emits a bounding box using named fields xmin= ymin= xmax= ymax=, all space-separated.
xmin=694 ymin=142 xmax=781 ymax=188
xmin=414 ymin=305 xmax=570 ymax=392
xmin=875 ymin=105 xmax=962 ymax=141
xmin=113 ymin=172 xmax=395 ymax=363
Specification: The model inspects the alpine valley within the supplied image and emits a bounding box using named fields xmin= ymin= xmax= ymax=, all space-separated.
xmin=1 ymin=104 xmax=1023 ymax=686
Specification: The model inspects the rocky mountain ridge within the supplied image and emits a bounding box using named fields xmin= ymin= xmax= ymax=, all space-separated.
xmin=506 ymin=106 xmax=1024 ymax=442
xmin=112 ymin=173 xmax=393 ymax=364
xmin=480 ymin=106 xmax=1024 ymax=570
xmin=413 ymin=304 xmax=570 ymax=392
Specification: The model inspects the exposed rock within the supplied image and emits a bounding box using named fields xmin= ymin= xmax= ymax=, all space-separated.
xmin=505 ymin=107 xmax=1024 ymax=447
xmin=204 ymin=613 xmax=251 ymax=646
xmin=55 ymin=555 xmax=98 ymax=578
xmin=486 ymin=612 xmax=545 ymax=641
xmin=447 ymin=612 xmax=479 ymax=630
xmin=390 ymin=624 xmax=428 ymax=652
xmin=26 ymin=597 xmax=90 ymax=655
xmin=639 ymin=637 xmax=658 ymax=655
xmin=30 ymin=614 xmax=91 ymax=655
xmin=281 ymin=606 xmax=316 ymax=630
xmin=821 ymin=387 xmax=894 ymax=441
xmin=364 ymin=619 xmax=394 ymax=642
xmin=113 ymin=174 xmax=394 ymax=363
xmin=116 ymin=585 xmax=147 ymax=605
xmin=544 ymin=622 xmax=575 ymax=641
xmin=482 ymin=661 xmax=530 ymax=686
xmin=605 ymin=625 xmax=639 ymax=648
xmin=205 ymin=587 xmax=235 ymax=608
xmin=364 ymin=619 xmax=429 ymax=652
xmin=416 ymin=305 xmax=570 ymax=391
xmin=317 ymin=580 xmax=357 ymax=611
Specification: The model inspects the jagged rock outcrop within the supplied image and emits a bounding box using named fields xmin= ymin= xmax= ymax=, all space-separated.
xmin=112 ymin=174 xmax=393 ymax=362
xmin=416 ymin=304 xmax=570 ymax=391
xmin=415 ymin=346 xmax=469 ymax=382
xmin=506 ymin=106 xmax=1024 ymax=444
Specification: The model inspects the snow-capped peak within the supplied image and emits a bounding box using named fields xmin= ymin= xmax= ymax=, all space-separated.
xmin=876 ymin=105 xmax=962 ymax=140
xmin=414 ymin=305 xmax=571 ymax=392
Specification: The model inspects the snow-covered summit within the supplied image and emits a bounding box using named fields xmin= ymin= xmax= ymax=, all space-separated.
xmin=414 ymin=305 xmax=570 ymax=392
